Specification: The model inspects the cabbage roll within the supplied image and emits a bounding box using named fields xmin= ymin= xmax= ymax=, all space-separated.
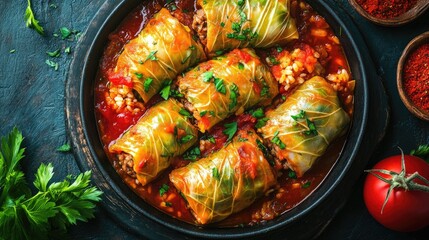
xmin=178 ymin=48 xmax=278 ymax=132
xmin=193 ymin=0 xmax=298 ymax=55
xmin=109 ymin=99 xmax=198 ymax=185
xmin=170 ymin=129 xmax=276 ymax=224
xmin=109 ymin=8 xmax=206 ymax=103
xmin=260 ymin=76 xmax=350 ymax=177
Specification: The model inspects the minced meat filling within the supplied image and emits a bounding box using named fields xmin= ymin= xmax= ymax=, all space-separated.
xmin=192 ymin=9 xmax=207 ymax=47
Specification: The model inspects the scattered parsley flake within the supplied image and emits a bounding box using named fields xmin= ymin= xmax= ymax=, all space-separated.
xmin=207 ymin=135 xmax=216 ymax=144
xmin=238 ymin=62 xmax=245 ymax=70
xmin=45 ymin=59 xmax=59 ymax=71
xmin=57 ymin=143 xmax=71 ymax=152
xmin=9 ymin=49 xmax=16 ymax=54
xmin=223 ymin=122 xmax=238 ymax=141
xmin=291 ymin=110 xmax=306 ymax=121
xmin=179 ymin=108 xmax=192 ymax=118
xmin=214 ymin=77 xmax=226 ymax=94
xmin=144 ymin=78 xmax=153 ymax=92
xmin=271 ymin=131 xmax=286 ymax=149
xmin=288 ymin=170 xmax=297 ymax=179
xmin=159 ymin=184 xmax=169 ymax=196
xmin=202 ymin=71 xmax=213 ymax=82
xmin=255 ymin=117 xmax=269 ymax=128
xmin=183 ymin=147 xmax=201 ymax=161
xmin=134 ymin=72 xmax=143 ymax=79
xmin=60 ymin=27 xmax=72 ymax=39
xmin=46 ymin=49 xmax=61 ymax=58
xmin=251 ymin=108 xmax=265 ymax=119
xmin=302 ymin=181 xmax=311 ymax=189
xmin=144 ymin=50 xmax=158 ymax=62
xmin=229 ymin=83 xmax=239 ymax=110
xmin=180 ymin=135 xmax=194 ymax=144
xmin=65 ymin=47 xmax=71 ymax=54
xmin=159 ymin=80 xmax=172 ymax=100
xmin=212 ymin=167 xmax=220 ymax=180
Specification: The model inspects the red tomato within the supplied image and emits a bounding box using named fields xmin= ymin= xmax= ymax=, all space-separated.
xmin=363 ymin=154 xmax=429 ymax=232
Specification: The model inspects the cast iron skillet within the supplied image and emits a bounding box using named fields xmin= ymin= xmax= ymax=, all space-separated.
xmin=65 ymin=0 xmax=388 ymax=239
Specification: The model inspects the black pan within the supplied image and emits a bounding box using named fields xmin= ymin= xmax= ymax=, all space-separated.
xmin=65 ymin=0 xmax=388 ymax=239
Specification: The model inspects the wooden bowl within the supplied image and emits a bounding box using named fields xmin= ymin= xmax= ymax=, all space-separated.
xmin=348 ymin=0 xmax=429 ymax=27
xmin=397 ymin=31 xmax=429 ymax=121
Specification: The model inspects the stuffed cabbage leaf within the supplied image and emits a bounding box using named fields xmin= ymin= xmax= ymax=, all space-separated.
xmin=109 ymin=99 xmax=198 ymax=185
xmin=259 ymin=76 xmax=350 ymax=177
xmin=109 ymin=8 xmax=206 ymax=103
xmin=170 ymin=129 xmax=276 ymax=224
xmin=178 ymin=48 xmax=278 ymax=132
xmin=194 ymin=0 xmax=298 ymax=55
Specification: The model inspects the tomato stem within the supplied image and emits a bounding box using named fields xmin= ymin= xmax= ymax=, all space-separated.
xmin=365 ymin=148 xmax=429 ymax=214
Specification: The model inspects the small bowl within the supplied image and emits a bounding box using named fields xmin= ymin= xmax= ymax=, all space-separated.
xmin=397 ymin=31 xmax=429 ymax=121
xmin=348 ymin=0 xmax=429 ymax=27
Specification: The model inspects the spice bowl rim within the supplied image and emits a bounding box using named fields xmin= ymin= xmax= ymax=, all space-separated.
xmin=397 ymin=31 xmax=429 ymax=121
xmin=348 ymin=0 xmax=429 ymax=27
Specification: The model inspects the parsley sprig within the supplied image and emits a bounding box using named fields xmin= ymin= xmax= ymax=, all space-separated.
xmin=25 ymin=0 xmax=44 ymax=35
xmin=0 ymin=128 xmax=102 ymax=239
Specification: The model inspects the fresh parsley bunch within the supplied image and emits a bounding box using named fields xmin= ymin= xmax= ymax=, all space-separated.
xmin=0 ymin=128 xmax=102 ymax=239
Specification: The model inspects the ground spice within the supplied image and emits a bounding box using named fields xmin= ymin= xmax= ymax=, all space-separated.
xmin=403 ymin=43 xmax=429 ymax=113
xmin=356 ymin=0 xmax=417 ymax=19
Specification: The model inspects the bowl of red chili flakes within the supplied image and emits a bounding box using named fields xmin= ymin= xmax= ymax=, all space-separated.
xmin=348 ymin=0 xmax=429 ymax=27
xmin=397 ymin=31 xmax=429 ymax=121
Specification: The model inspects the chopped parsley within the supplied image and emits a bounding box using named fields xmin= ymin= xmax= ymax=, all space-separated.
xmin=183 ymin=147 xmax=201 ymax=161
xmin=165 ymin=201 xmax=173 ymax=207
xmin=179 ymin=108 xmax=192 ymax=118
xmin=45 ymin=59 xmax=59 ymax=71
xmin=291 ymin=110 xmax=306 ymax=121
xmin=59 ymin=27 xmax=72 ymax=39
xmin=276 ymin=46 xmax=283 ymax=53
xmin=237 ymin=0 xmax=245 ymax=7
xmin=238 ymin=137 xmax=248 ymax=142
xmin=238 ymin=62 xmax=245 ymax=70
xmin=304 ymin=118 xmax=318 ymax=135
xmin=271 ymin=131 xmax=286 ymax=149
xmin=220 ymin=22 xmax=225 ymax=27
xmin=260 ymin=80 xmax=270 ymax=97
xmin=57 ymin=143 xmax=71 ymax=152
xmin=144 ymin=78 xmax=153 ymax=92
xmin=214 ymin=77 xmax=226 ymax=94
xmin=159 ymin=184 xmax=169 ymax=196
xmin=202 ymin=71 xmax=213 ymax=82
xmin=9 ymin=49 xmax=16 ymax=54
xmin=302 ymin=181 xmax=311 ymax=189
xmin=228 ymin=83 xmax=239 ymax=110
xmin=250 ymin=108 xmax=265 ymax=118
xmin=64 ymin=47 xmax=71 ymax=54
xmin=144 ymin=50 xmax=158 ymax=62
xmin=255 ymin=117 xmax=269 ymax=128
xmin=47 ymin=49 xmax=61 ymax=57
xmin=212 ymin=167 xmax=220 ymax=180
xmin=268 ymin=56 xmax=280 ymax=65
xmin=159 ymin=80 xmax=172 ymax=100
xmin=215 ymin=50 xmax=224 ymax=56
xmin=180 ymin=135 xmax=194 ymax=144
xmin=134 ymin=72 xmax=143 ymax=79
xmin=223 ymin=122 xmax=238 ymax=141
xmin=207 ymin=135 xmax=216 ymax=144
xmin=288 ymin=170 xmax=297 ymax=179
xmin=256 ymin=139 xmax=271 ymax=164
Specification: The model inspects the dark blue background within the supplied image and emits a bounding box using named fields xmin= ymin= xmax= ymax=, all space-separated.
xmin=0 ymin=0 xmax=428 ymax=239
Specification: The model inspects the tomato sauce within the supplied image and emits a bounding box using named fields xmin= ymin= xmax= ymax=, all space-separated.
xmin=94 ymin=0 xmax=352 ymax=226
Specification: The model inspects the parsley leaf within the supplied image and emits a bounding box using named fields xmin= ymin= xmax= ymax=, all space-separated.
xmin=183 ymin=147 xmax=201 ymax=161
xmin=159 ymin=184 xmax=169 ymax=196
xmin=180 ymin=135 xmax=194 ymax=144
xmin=57 ymin=143 xmax=71 ymax=152
xmin=214 ymin=77 xmax=226 ymax=94
xmin=302 ymin=181 xmax=311 ymax=189
xmin=223 ymin=122 xmax=238 ymax=141
xmin=238 ymin=62 xmax=245 ymax=70
xmin=0 ymin=128 xmax=102 ymax=240
xmin=304 ymin=118 xmax=318 ymax=135
xmin=159 ymin=80 xmax=172 ymax=100
xmin=47 ymin=49 xmax=61 ymax=58
xmin=255 ymin=117 xmax=269 ymax=129
xmin=229 ymin=83 xmax=239 ymax=110
xmin=250 ymin=108 xmax=265 ymax=119
xmin=271 ymin=131 xmax=286 ymax=149
xmin=202 ymin=71 xmax=213 ymax=82
xmin=144 ymin=50 xmax=158 ymax=62
xmin=212 ymin=167 xmax=220 ymax=180
xmin=24 ymin=0 xmax=44 ymax=35
xmin=410 ymin=144 xmax=429 ymax=162
xmin=45 ymin=59 xmax=59 ymax=71
xmin=179 ymin=108 xmax=192 ymax=118
xmin=291 ymin=110 xmax=306 ymax=121
xmin=144 ymin=78 xmax=153 ymax=92
xmin=60 ymin=27 xmax=72 ymax=39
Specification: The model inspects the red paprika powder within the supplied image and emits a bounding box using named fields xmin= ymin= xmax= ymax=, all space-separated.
xmin=356 ymin=0 xmax=417 ymax=19
xmin=403 ymin=43 xmax=429 ymax=113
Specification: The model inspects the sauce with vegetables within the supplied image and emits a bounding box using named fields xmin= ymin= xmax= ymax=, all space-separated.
xmin=95 ymin=0 xmax=354 ymax=226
